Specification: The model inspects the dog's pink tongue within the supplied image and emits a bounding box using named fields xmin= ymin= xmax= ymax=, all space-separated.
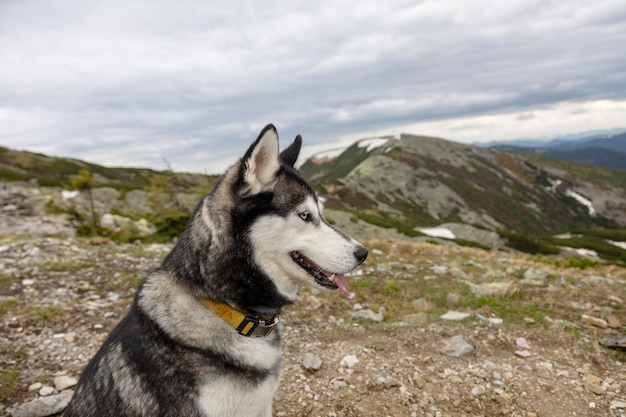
xmin=335 ymin=274 xmax=349 ymax=295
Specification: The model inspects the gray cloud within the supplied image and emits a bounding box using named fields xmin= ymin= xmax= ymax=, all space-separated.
xmin=1 ymin=0 xmax=625 ymax=172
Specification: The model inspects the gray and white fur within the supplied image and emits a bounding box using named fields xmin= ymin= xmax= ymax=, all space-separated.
xmin=64 ymin=124 xmax=368 ymax=417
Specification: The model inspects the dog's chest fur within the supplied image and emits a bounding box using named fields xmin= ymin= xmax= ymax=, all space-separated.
xmin=197 ymin=374 xmax=279 ymax=417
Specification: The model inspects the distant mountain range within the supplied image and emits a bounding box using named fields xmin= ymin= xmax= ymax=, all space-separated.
xmin=2 ymin=135 xmax=626 ymax=242
xmin=480 ymin=131 xmax=626 ymax=170
xmin=300 ymin=134 xmax=626 ymax=235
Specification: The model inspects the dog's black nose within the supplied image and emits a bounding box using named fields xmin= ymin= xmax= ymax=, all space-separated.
xmin=354 ymin=246 xmax=368 ymax=263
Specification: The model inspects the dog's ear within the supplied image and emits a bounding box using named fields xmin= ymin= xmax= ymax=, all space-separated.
xmin=240 ymin=124 xmax=281 ymax=195
xmin=279 ymin=135 xmax=302 ymax=168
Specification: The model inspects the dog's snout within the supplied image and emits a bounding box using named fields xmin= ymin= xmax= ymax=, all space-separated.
xmin=354 ymin=245 xmax=368 ymax=264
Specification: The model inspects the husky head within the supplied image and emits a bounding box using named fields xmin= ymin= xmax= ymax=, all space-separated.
xmin=165 ymin=124 xmax=367 ymax=311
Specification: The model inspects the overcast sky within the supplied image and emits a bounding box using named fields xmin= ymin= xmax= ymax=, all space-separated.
xmin=1 ymin=0 xmax=626 ymax=173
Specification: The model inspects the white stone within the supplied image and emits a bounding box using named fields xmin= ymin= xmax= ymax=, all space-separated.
xmin=53 ymin=375 xmax=77 ymax=391
xmin=28 ymin=382 xmax=42 ymax=392
xmin=610 ymin=400 xmax=626 ymax=409
xmin=440 ymin=311 xmax=471 ymax=321
xmin=352 ymin=308 xmax=384 ymax=323
xmin=38 ymin=385 xmax=56 ymax=396
xmin=302 ymin=353 xmax=323 ymax=372
xmin=516 ymin=337 xmax=531 ymax=349
xmin=514 ymin=350 xmax=531 ymax=358
xmin=441 ymin=335 xmax=474 ymax=358
xmin=339 ymin=355 xmax=359 ymax=368
xmin=9 ymin=393 xmax=73 ymax=417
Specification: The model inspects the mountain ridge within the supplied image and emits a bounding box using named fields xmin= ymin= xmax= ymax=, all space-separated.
xmin=300 ymin=134 xmax=626 ymax=235
xmin=2 ymin=137 xmax=625 ymax=240
xmin=483 ymin=131 xmax=626 ymax=170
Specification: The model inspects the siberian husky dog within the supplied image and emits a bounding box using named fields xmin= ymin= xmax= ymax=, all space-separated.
xmin=64 ymin=124 xmax=368 ymax=417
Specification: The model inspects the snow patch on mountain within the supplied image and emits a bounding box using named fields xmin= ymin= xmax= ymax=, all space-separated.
xmin=545 ymin=178 xmax=596 ymax=215
xmin=358 ymin=138 xmax=390 ymax=152
xmin=417 ymin=227 xmax=456 ymax=239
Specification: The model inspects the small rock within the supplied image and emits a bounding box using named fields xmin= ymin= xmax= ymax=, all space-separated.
xmin=520 ymin=268 xmax=547 ymax=286
xmin=339 ymin=355 xmax=359 ymax=368
xmin=516 ymin=337 xmax=531 ymax=349
xmin=523 ymin=317 xmax=536 ymax=324
xmin=495 ymin=393 xmax=513 ymax=406
xmin=28 ymin=382 xmax=42 ymax=392
xmin=38 ymin=386 xmax=56 ymax=396
xmin=465 ymin=281 xmax=517 ymax=297
xmin=440 ymin=311 xmax=471 ymax=321
xmin=600 ymin=335 xmax=626 ymax=349
xmin=585 ymin=381 xmax=606 ymax=395
xmin=93 ymin=323 xmax=104 ymax=330
xmin=22 ymin=279 xmax=35 ymax=286
xmin=430 ymin=265 xmax=449 ymax=274
xmin=331 ymin=379 xmax=348 ymax=390
xmin=514 ymin=350 xmax=531 ymax=358
xmin=352 ymin=308 xmax=384 ymax=323
xmin=607 ymin=314 xmax=621 ymax=329
xmin=412 ymin=373 xmax=426 ymax=388
xmin=581 ymin=314 xmax=608 ymax=328
xmin=441 ymin=335 xmax=474 ymax=358
xmin=586 ymin=374 xmax=602 ymax=384
xmin=471 ymin=385 xmax=486 ymax=396
xmin=610 ymin=400 xmax=626 ymax=409
xmin=64 ymin=332 xmax=76 ymax=344
xmin=8 ymin=393 xmax=73 ymax=417
xmin=411 ymin=298 xmax=432 ymax=311
xmin=566 ymin=301 xmax=593 ymax=310
xmin=302 ymin=353 xmax=323 ymax=372
xmin=53 ymin=376 xmax=77 ymax=391
xmin=384 ymin=378 xmax=400 ymax=388
xmin=608 ymin=295 xmax=623 ymax=304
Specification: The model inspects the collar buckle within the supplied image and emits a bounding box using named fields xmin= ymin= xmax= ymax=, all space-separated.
xmin=237 ymin=316 xmax=279 ymax=337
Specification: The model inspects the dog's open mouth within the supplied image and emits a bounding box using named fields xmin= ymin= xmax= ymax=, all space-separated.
xmin=290 ymin=251 xmax=349 ymax=294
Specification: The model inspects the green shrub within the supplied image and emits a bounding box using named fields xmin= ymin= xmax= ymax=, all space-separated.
xmin=152 ymin=213 xmax=190 ymax=241
xmin=499 ymin=230 xmax=560 ymax=255
xmin=563 ymin=257 xmax=600 ymax=269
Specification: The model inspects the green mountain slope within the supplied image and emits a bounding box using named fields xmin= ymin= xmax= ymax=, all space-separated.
xmin=301 ymin=134 xmax=626 ymax=235
xmin=0 ymin=146 xmax=213 ymax=191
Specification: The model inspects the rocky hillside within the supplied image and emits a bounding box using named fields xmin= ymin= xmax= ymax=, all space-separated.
xmin=2 ymin=139 xmax=626 ymax=262
xmin=300 ymin=134 xmax=626 ymax=235
xmin=0 ymin=146 xmax=213 ymax=190
xmin=1 ymin=211 xmax=625 ymax=417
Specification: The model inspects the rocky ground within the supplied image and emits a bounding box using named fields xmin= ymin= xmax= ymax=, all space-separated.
xmin=1 ymin=204 xmax=625 ymax=416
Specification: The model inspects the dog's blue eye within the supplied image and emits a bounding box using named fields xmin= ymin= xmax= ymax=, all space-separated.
xmin=299 ymin=212 xmax=312 ymax=222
